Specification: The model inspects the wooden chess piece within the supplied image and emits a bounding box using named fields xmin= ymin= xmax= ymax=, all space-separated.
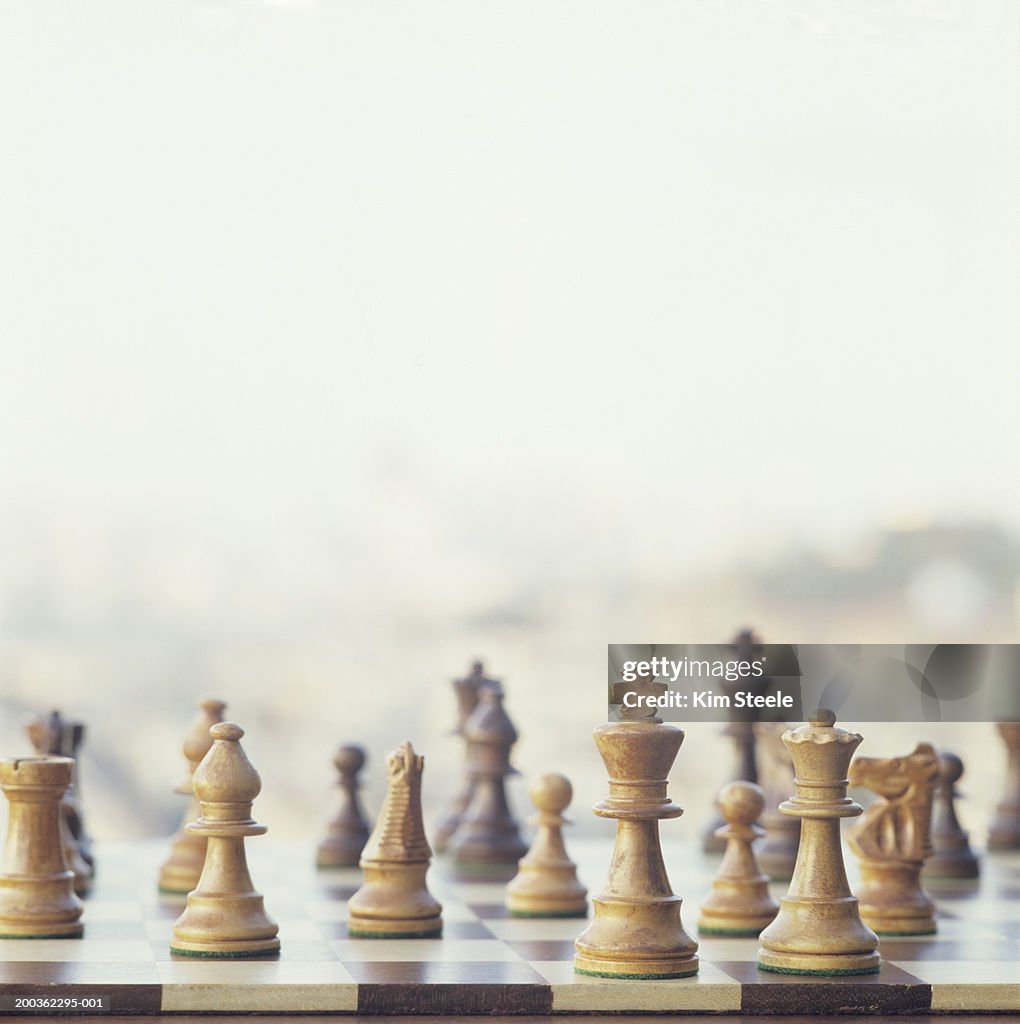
xmin=0 ymin=756 xmax=84 ymax=938
xmin=434 ymin=661 xmax=494 ymax=852
xmin=922 ymin=752 xmax=980 ymax=880
xmin=26 ymin=711 xmax=94 ymax=889
xmin=62 ymin=720 xmax=94 ymax=870
xmin=170 ymin=723 xmax=280 ymax=956
xmin=159 ymin=698 xmax=227 ymax=894
xmin=848 ymin=742 xmax=939 ymax=936
xmin=347 ymin=742 xmax=443 ymax=938
xmin=757 ymin=710 xmax=880 ymax=976
xmin=574 ymin=677 xmax=698 ymax=979
xmin=702 ymin=631 xmax=763 ymax=852
xmin=60 ymin=800 xmax=92 ymax=898
xmin=698 ymin=781 xmax=778 ymax=936
xmin=754 ymin=722 xmax=801 ymax=881
xmin=988 ymin=722 xmax=1020 ymax=850
xmin=452 ymin=683 xmax=528 ymax=866
xmin=317 ymin=744 xmax=371 ymax=868
xmin=506 ymin=772 xmax=587 ymax=918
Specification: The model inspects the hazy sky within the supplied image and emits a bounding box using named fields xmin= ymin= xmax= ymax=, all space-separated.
xmin=2 ymin=0 xmax=1018 ymax=569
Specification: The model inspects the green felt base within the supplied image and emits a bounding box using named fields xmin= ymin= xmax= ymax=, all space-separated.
xmin=157 ymin=886 xmax=190 ymax=896
xmin=575 ymin=966 xmax=699 ymax=980
xmin=170 ymin=946 xmax=281 ymax=958
xmin=0 ymin=930 xmax=84 ymax=940
xmin=758 ymin=962 xmax=881 ymax=976
xmin=874 ymin=927 xmax=937 ymax=937
xmin=347 ymin=928 xmax=443 ymax=939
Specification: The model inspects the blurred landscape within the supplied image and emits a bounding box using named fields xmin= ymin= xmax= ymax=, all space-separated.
xmin=1 ymin=513 xmax=1016 ymax=845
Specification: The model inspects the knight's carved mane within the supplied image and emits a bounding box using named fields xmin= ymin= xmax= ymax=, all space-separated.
xmin=848 ymin=744 xmax=938 ymax=863
xmin=364 ymin=743 xmax=432 ymax=862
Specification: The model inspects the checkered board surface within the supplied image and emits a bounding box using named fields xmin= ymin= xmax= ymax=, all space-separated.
xmin=0 ymin=838 xmax=1018 ymax=1015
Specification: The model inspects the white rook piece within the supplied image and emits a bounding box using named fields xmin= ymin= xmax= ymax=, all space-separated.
xmin=0 ymin=757 xmax=84 ymax=938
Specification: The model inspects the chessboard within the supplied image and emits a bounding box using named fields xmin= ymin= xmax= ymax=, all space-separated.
xmin=0 ymin=837 xmax=1017 ymax=1016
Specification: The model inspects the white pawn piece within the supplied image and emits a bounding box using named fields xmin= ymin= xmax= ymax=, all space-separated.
xmin=698 ymin=781 xmax=778 ymax=937
xmin=347 ymin=742 xmax=442 ymax=938
xmin=170 ymin=723 xmax=280 ymax=957
xmin=506 ymin=773 xmax=587 ymax=918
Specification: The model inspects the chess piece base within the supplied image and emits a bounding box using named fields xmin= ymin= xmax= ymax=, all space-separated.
xmin=508 ymin=891 xmax=587 ymax=917
xmin=171 ymin=888 xmax=280 ymax=955
xmin=758 ymin=892 xmax=881 ymax=976
xmin=170 ymin=937 xmax=280 ymax=957
xmin=347 ymin=916 xmax=443 ymax=938
xmin=506 ymin=862 xmax=587 ymax=918
xmin=757 ymin=950 xmax=881 ymax=976
xmin=158 ymin=835 xmax=207 ymax=895
xmin=0 ymin=916 xmax=83 ymax=939
xmin=857 ymin=859 xmax=936 ymax=937
xmin=574 ymin=949 xmax=698 ymax=979
xmin=574 ymin=895 xmax=699 ymax=979
xmin=698 ymin=885 xmax=776 ymax=937
xmin=347 ymin=862 xmax=443 ymax=939
xmin=922 ymin=850 xmax=980 ymax=880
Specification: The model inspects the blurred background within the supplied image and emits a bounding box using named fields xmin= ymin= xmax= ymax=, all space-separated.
xmin=1 ymin=0 xmax=1018 ymax=847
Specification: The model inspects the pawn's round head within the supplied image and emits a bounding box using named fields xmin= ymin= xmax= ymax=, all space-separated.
xmin=530 ymin=771 xmax=572 ymax=813
xmin=718 ymin=780 xmax=765 ymax=825
xmin=939 ymin=751 xmax=963 ymax=785
xmin=809 ymin=708 xmax=837 ymax=728
xmin=334 ymin=744 xmax=366 ymax=774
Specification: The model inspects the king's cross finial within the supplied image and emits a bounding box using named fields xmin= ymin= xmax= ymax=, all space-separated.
xmin=609 ymin=676 xmax=667 ymax=721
